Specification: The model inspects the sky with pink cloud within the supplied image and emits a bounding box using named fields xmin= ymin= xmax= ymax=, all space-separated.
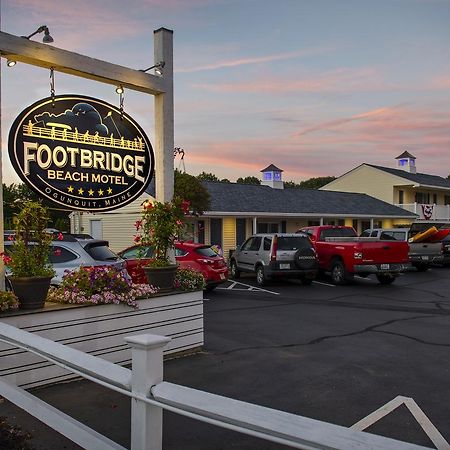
xmin=1 ymin=0 xmax=450 ymax=185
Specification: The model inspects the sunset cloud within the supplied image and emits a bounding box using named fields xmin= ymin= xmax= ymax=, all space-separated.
xmin=177 ymin=47 xmax=335 ymax=73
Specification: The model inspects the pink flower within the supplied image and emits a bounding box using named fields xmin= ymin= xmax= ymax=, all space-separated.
xmin=176 ymin=220 xmax=183 ymax=225
xmin=7 ymin=234 xmax=14 ymax=241
xmin=145 ymin=202 xmax=153 ymax=210
xmin=134 ymin=234 xmax=141 ymax=243
xmin=57 ymin=232 xmax=64 ymax=241
xmin=134 ymin=220 xmax=142 ymax=231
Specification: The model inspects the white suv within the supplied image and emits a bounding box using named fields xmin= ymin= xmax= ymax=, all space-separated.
xmin=230 ymin=233 xmax=319 ymax=286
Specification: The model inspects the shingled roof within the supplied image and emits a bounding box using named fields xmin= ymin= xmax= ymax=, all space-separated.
xmin=203 ymin=181 xmax=416 ymax=217
xmin=367 ymin=164 xmax=450 ymax=190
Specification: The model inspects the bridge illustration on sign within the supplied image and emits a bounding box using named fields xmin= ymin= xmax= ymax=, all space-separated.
xmin=23 ymin=102 xmax=146 ymax=152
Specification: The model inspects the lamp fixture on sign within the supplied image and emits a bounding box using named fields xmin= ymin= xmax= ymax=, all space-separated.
xmin=6 ymin=59 xmax=17 ymax=67
xmin=139 ymin=61 xmax=165 ymax=76
xmin=21 ymin=25 xmax=54 ymax=43
xmin=115 ymin=85 xmax=124 ymax=95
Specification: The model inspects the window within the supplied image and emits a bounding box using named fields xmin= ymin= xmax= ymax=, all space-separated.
xmin=433 ymin=194 xmax=438 ymax=204
xmin=399 ymin=190 xmax=404 ymax=204
xmin=49 ymin=246 xmax=78 ymax=263
xmin=308 ymin=220 xmax=320 ymax=226
xmin=360 ymin=230 xmax=370 ymax=237
xmin=273 ymin=172 xmax=281 ymax=181
xmin=445 ymin=195 xmax=450 ymax=205
xmin=257 ymin=223 xmax=279 ymax=233
xmin=277 ymin=236 xmax=310 ymax=251
xmin=242 ymin=237 xmax=262 ymax=251
xmin=361 ymin=221 xmax=371 ymax=232
xmin=263 ymin=172 xmax=272 ymax=181
xmin=263 ymin=237 xmax=271 ymax=251
xmin=337 ymin=219 xmax=345 ymax=226
xmin=415 ymin=192 xmax=430 ymax=204
xmin=85 ymin=243 xmax=119 ymax=261
xmin=175 ymin=247 xmax=188 ymax=257
xmin=319 ymin=228 xmax=357 ymax=240
xmin=194 ymin=247 xmax=218 ymax=257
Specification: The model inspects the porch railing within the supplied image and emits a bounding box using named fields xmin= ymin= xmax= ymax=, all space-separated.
xmin=395 ymin=203 xmax=450 ymax=221
xmin=0 ymin=322 xmax=432 ymax=450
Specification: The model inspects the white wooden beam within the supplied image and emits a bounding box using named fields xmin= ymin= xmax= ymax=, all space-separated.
xmin=0 ymin=31 xmax=165 ymax=95
xmin=0 ymin=377 xmax=126 ymax=450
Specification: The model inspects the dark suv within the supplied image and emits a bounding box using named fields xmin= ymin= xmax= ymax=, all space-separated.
xmin=230 ymin=233 xmax=319 ymax=286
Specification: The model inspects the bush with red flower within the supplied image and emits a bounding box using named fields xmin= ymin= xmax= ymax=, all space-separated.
xmin=134 ymin=197 xmax=190 ymax=267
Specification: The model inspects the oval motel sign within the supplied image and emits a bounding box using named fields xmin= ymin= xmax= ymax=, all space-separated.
xmin=8 ymin=95 xmax=155 ymax=212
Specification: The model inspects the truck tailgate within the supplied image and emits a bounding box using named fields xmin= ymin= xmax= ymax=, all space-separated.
xmin=359 ymin=241 xmax=409 ymax=263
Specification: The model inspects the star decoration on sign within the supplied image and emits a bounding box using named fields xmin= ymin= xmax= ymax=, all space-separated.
xmin=88 ymin=189 xmax=94 ymax=196
xmin=98 ymin=189 xmax=104 ymax=196
xmin=107 ymin=187 xmax=113 ymax=194
xmin=67 ymin=186 xmax=74 ymax=193
xmin=78 ymin=188 xmax=84 ymax=195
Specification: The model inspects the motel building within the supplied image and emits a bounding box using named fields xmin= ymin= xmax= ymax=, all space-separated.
xmin=71 ymin=164 xmax=417 ymax=259
xmin=321 ymin=152 xmax=450 ymax=222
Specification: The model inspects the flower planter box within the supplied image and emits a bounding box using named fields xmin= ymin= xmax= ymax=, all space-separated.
xmin=0 ymin=291 xmax=203 ymax=388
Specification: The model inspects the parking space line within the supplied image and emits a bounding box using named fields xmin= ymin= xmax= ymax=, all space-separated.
xmin=312 ymin=280 xmax=336 ymax=287
xmin=351 ymin=395 xmax=450 ymax=450
xmin=217 ymin=281 xmax=280 ymax=295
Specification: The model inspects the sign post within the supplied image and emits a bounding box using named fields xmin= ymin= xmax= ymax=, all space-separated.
xmin=0 ymin=27 xmax=174 ymax=290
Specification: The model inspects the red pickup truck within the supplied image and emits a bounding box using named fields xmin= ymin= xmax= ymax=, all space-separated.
xmin=298 ymin=225 xmax=411 ymax=285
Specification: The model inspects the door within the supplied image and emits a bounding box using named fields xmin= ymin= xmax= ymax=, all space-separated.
xmin=236 ymin=218 xmax=246 ymax=247
xmin=90 ymin=220 xmax=103 ymax=239
xmin=210 ymin=218 xmax=223 ymax=247
xmin=238 ymin=236 xmax=262 ymax=271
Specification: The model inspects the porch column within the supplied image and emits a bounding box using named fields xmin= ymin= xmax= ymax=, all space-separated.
xmin=253 ymin=217 xmax=257 ymax=234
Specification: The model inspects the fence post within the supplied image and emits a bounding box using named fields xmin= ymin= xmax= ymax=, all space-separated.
xmin=124 ymin=334 xmax=171 ymax=450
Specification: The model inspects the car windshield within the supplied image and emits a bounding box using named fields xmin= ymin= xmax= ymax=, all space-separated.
xmin=85 ymin=243 xmax=119 ymax=261
xmin=277 ymin=237 xmax=310 ymax=251
xmin=195 ymin=247 xmax=219 ymax=257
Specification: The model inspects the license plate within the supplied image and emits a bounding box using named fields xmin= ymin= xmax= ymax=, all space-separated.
xmin=220 ymin=273 xmax=226 ymax=280
xmin=380 ymin=264 xmax=390 ymax=270
xmin=279 ymin=263 xmax=290 ymax=269
xmin=422 ymin=256 xmax=429 ymax=261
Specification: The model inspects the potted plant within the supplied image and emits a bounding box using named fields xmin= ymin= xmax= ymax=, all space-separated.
xmin=134 ymin=197 xmax=189 ymax=292
xmin=1 ymin=201 xmax=55 ymax=309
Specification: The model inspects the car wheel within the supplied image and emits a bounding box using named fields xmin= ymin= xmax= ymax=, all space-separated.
xmin=255 ymin=265 xmax=267 ymax=286
xmin=330 ymin=260 xmax=347 ymax=285
xmin=300 ymin=277 xmax=313 ymax=285
xmin=230 ymin=260 xmax=241 ymax=279
xmin=376 ymin=274 xmax=396 ymax=285
xmin=414 ymin=263 xmax=429 ymax=272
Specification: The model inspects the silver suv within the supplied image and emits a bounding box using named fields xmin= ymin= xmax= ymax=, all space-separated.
xmin=4 ymin=235 xmax=127 ymax=286
xmin=230 ymin=233 xmax=319 ymax=286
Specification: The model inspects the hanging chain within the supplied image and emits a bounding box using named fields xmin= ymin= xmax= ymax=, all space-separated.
xmin=119 ymin=89 xmax=124 ymax=121
xmin=50 ymin=67 xmax=56 ymax=108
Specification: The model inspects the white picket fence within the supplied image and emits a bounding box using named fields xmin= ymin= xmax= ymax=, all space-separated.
xmin=0 ymin=322 xmax=432 ymax=450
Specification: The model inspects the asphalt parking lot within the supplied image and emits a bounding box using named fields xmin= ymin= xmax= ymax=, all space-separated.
xmin=2 ymin=267 xmax=450 ymax=449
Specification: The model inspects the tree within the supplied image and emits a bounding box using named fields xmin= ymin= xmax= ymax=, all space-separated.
xmin=175 ymin=170 xmax=211 ymax=215
xmin=3 ymin=183 xmax=70 ymax=231
xmin=196 ymin=172 xmax=220 ymax=182
xmin=299 ymin=176 xmax=336 ymax=189
xmin=236 ymin=176 xmax=261 ymax=185
xmin=284 ymin=180 xmax=302 ymax=189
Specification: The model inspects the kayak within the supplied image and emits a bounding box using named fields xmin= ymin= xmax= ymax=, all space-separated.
xmin=409 ymin=226 xmax=438 ymax=243
xmin=423 ymin=228 xmax=450 ymax=242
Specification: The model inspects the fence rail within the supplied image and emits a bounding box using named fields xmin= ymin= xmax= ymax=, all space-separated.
xmin=0 ymin=322 xmax=432 ymax=450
